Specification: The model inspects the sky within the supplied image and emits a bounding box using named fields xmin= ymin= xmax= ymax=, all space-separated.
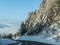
xmin=0 ymin=0 xmax=42 ymax=34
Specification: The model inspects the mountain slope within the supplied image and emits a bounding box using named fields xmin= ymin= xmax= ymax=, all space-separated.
xmin=17 ymin=0 xmax=60 ymax=42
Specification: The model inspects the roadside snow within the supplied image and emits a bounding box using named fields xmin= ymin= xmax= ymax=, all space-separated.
xmin=16 ymin=36 xmax=60 ymax=45
xmin=1 ymin=36 xmax=60 ymax=45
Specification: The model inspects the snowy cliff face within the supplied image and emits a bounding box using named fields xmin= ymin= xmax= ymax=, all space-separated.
xmin=18 ymin=0 xmax=60 ymax=42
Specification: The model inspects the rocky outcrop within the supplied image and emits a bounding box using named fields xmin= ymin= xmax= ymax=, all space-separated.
xmin=22 ymin=0 xmax=60 ymax=35
xmin=18 ymin=0 xmax=60 ymax=41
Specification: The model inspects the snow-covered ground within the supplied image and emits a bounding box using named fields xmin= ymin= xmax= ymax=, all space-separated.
xmin=15 ymin=36 xmax=60 ymax=45
xmin=0 ymin=23 xmax=60 ymax=45
xmin=1 ymin=35 xmax=60 ymax=45
xmin=13 ymin=23 xmax=60 ymax=45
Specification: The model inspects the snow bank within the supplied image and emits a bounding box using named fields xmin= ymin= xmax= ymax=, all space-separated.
xmin=16 ymin=36 xmax=60 ymax=45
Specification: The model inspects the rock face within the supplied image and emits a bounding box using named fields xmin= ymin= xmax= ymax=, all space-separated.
xmin=18 ymin=0 xmax=60 ymax=41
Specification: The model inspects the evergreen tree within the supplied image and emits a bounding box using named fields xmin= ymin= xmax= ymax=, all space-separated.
xmin=19 ymin=22 xmax=27 ymax=36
